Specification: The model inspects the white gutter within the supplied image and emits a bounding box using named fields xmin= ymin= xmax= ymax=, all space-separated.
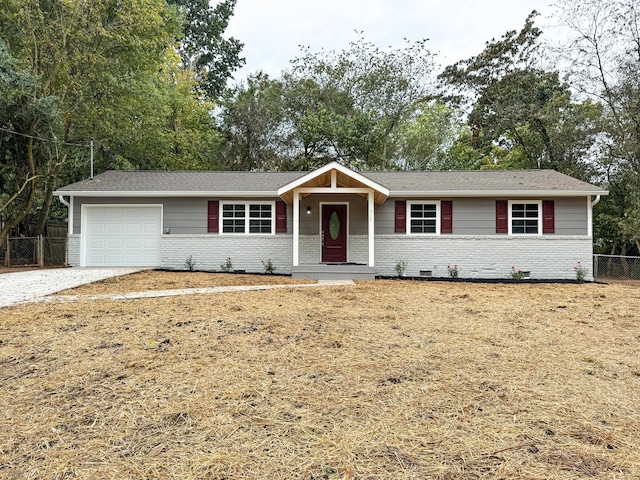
xmin=52 ymin=190 xmax=280 ymax=198
xmin=58 ymin=195 xmax=70 ymax=208
xmin=53 ymin=189 xmax=609 ymax=198
xmin=396 ymin=190 xmax=608 ymax=198
xmin=591 ymin=194 xmax=601 ymax=207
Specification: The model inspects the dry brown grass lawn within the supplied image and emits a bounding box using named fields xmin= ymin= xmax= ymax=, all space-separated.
xmin=56 ymin=270 xmax=314 ymax=296
xmin=1 ymin=274 xmax=639 ymax=479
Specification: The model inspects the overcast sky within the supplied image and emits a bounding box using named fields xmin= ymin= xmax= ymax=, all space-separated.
xmin=226 ymin=0 xmax=556 ymax=80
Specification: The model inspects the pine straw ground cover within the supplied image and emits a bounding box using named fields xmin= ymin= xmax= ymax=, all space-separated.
xmin=0 ymin=274 xmax=639 ymax=479
xmin=55 ymin=270 xmax=315 ymax=296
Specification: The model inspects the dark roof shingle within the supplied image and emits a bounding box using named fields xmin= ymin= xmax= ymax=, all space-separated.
xmin=55 ymin=169 xmax=607 ymax=195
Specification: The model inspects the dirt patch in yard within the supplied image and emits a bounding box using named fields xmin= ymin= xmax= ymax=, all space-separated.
xmin=1 ymin=277 xmax=639 ymax=479
xmin=56 ymin=270 xmax=314 ymax=295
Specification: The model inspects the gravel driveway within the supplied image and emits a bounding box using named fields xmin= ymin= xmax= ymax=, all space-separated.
xmin=0 ymin=268 xmax=146 ymax=308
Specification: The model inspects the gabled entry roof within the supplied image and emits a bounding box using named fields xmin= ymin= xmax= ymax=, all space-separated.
xmin=277 ymin=162 xmax=390 ymax=205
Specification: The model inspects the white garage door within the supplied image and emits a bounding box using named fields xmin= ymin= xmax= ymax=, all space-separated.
xmin=84 ymin=206 xmax=162 ymax=267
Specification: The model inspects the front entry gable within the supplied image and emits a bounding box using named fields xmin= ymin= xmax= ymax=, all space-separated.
xmin=277 ymin=162 xmax=390 ymax=205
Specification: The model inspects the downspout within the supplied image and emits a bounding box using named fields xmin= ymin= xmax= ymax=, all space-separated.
xmin=589 ymin=195 xmax=601 ymax=281
xmin=58 ymin=195 xmax=72 ymax=235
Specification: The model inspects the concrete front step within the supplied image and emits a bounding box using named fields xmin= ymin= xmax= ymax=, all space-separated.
xmin=291 ymin=264 xmax=375 ymax=280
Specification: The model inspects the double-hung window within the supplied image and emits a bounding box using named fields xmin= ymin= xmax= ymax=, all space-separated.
xmin=221 ymin=202 xmax=274 ymax=234
xmin=408 ymin=201 xmax=440 ymax=235
xmin=509 ymin=200 xmax=542 ymax=234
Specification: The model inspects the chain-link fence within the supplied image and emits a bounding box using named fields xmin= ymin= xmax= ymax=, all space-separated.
xmin=594 ymin=254 xmax=640 ymax=281
xmin=1 ymin=236 xmax=67 ymax=268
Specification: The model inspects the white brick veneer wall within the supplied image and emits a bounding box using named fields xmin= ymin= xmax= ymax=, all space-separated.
xmin=161 ymin=235 xmax=293 ymax=273
xmin=68 ymin=232 xmax=594 ymax=280
xmin=67 ymin=234 xmax=80 ymax=266
xmin=374 ymin=235 xmax=594 ymax=280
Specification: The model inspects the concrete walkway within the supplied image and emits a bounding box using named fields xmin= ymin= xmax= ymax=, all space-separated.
xmin=45 ymin=280 xmax=355 ymax=304
xmin=0 ymin=268 xmax=146 ymax=308
xmin=0 ymin=269 xmax=354 ymax=308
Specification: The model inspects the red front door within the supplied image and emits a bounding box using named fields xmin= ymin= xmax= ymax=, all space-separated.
xmin=322 ymin=204 xmax=347 ymax=263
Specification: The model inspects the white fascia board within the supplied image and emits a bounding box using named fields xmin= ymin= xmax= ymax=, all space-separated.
xmin=54 ymin=188 xmax=609 ymax=198
xmin=392 ymin=190 xmax=609 ymax=197
xmin=277 ymin=161 xmax=390 ymax=196
xmin=52 ymin=190 xmax=280 ymax=197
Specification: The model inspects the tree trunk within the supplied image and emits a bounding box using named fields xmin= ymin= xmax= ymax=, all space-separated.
xmin=0 ymin=136 xmax=39 ymax=237
xmin=606 ymin=242 xmax=616 ymax=276
xmin=34 ymin=176 xmax=55 ymax=235
xmin=621 ymin=244 xmax=630 ymax=277
xmin=34 ymin=162 xmax=63 ymax=235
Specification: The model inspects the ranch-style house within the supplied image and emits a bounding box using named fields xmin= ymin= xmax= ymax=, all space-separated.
xmin=54 ymin=162 xmax=608 ymax=280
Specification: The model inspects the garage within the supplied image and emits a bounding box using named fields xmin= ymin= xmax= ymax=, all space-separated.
xmin=82 ymin=205 xmax=162 ymax=267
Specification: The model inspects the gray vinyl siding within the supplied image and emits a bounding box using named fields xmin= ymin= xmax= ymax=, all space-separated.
xmin=72 ymin=196 xmax=291 ymax=235
xmin=374 ymin=199 xmax=396 ymax=234
xmin=72 ymin=195 xmax=588 ymax=236
xmin=165 ymin=198 xmax=207 ymax=233
xmin=555 ymin=197 xmax=588 ymax=235
xmin=450 ymin=198 xmax=495 ymax=235
xmin=375 ymin=197 xmax=588 ymax=235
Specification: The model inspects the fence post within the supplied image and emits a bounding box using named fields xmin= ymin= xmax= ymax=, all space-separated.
xmin=5 ymin=237 xmax=10 ymax=267
xmin=38 ymin=235 xmax=44 ymax=268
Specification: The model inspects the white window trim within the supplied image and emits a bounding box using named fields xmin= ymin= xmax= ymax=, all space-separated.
xmin=219 ymin=201 xmax=276 ymax=235
xmin=508 ymin=200 xmax=542 ymax=235
xmin=407 ymin=200 xmax=441 ymax=235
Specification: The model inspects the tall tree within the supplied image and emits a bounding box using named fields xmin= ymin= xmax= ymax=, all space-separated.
xmin=219 ymin=37 xmax=440 ymax=171
xmin=219 ymin=73 xmax=286 ymax=171
xmin=286 ymin=37 xmax=436 ymax=169
xmin=0 ymin=38 xmax=60 ymax=236
xmin=0 ymin=0 xmax=224 ymax=235
xmin=557 ymin=0 xmax=640 ymax=254
xmin=168 ymin=0 xmax=244 ymax=99
xmin=396 ymin=102 xmax=464 ymax=170
xmin=439 ymin=12 xmax=601 ymax=178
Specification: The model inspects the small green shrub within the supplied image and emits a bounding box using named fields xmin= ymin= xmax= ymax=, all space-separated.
xmin=184 ymin=255 xmax=196 ymax=271
xmin=510 ymin=266 xmax=524 ymax=280
xmin=447 ymin=264 xmax=459 ymax=278
xmin=395 ymin=259 xmax=408 ymax=277
xmin=574 ymin=261 xmax=588 ymax=282
xmin=262 ymin=259 xmax=276 ymax=274
xmin=220 ymin=257 xmax=233 ymax=273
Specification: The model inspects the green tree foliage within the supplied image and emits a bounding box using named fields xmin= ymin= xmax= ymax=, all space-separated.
xmin=557 ymin=0 xmax=640 ymax=254
xmin=286 ymin=37 xmax=437 ymax=170
xmin=396 ymin=102 xmax=465 ymax=170
xmin=0 ymin=38 xmax=60 ymax=236
xmin=0 ymin=0 xmax=231 ymax=235
xmin=439 ymin=12 xmax=602 ymax=179
xmin=219 ymin=73 xmax=286 ymax=171
xmin=219 ymin=37 xmax=450 ymax=171
xmin=168 ymin=0 xmax=244 ymax=99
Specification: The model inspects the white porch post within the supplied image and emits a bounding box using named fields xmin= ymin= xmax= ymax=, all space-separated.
xmin=293 ymin=190 xmax=300 ymax=267
xmin=587 ymin=196 xmax=593 ymax=238
xmin=368 ymin=190 xmax=375 ymax=267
